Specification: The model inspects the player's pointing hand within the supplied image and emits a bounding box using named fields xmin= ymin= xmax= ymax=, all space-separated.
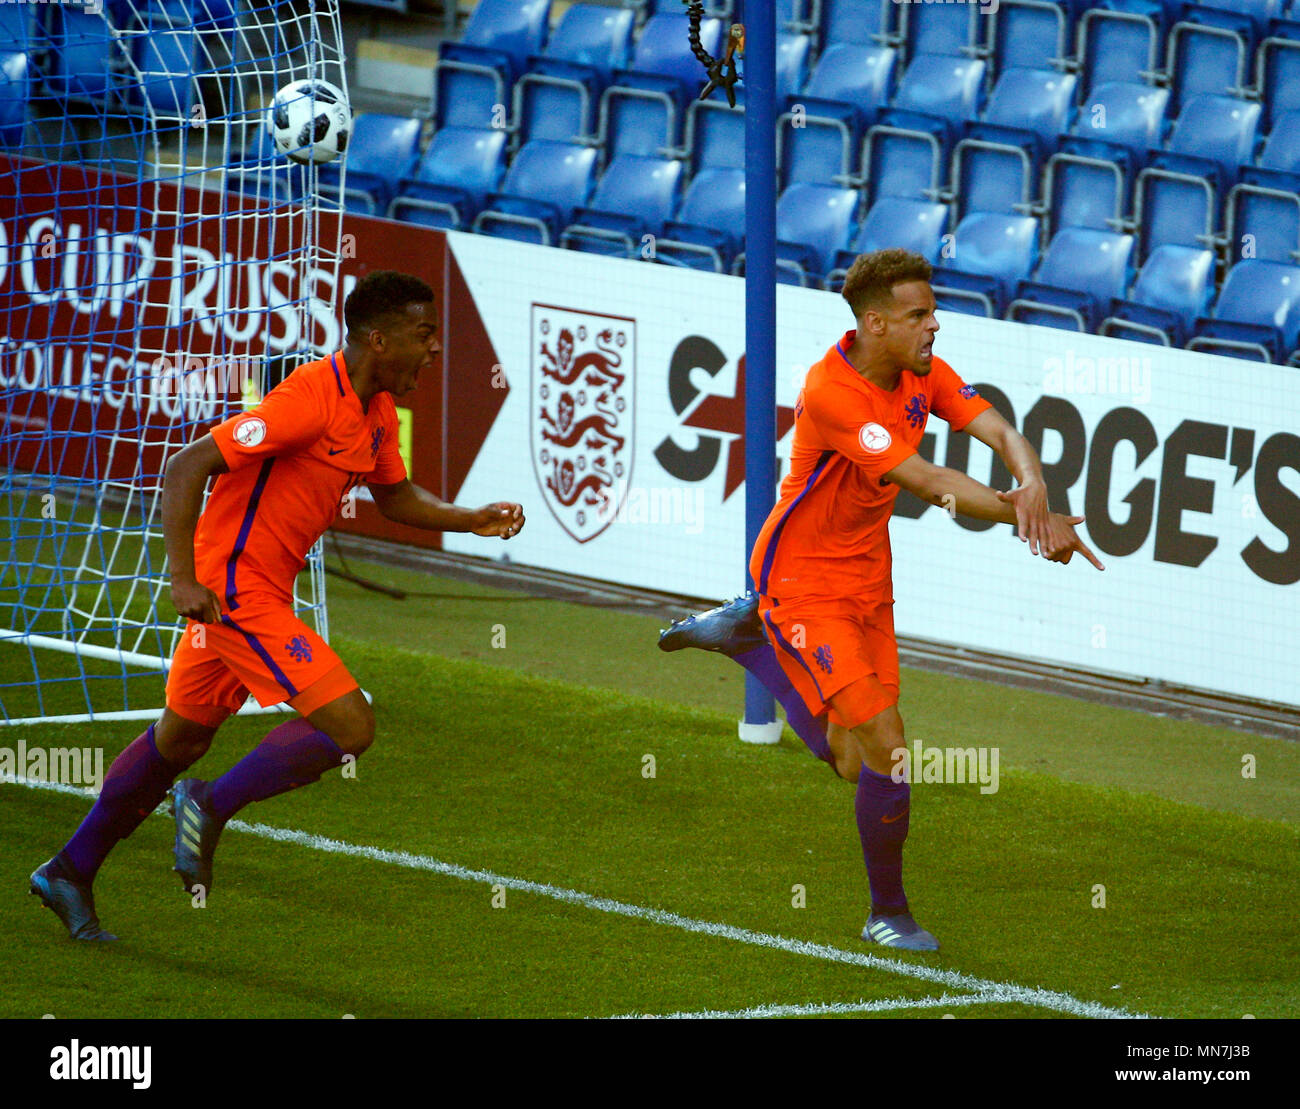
xmin=1043 ymin=513 xmax=1105 ymax=571
xmin=471 ymin=502 xmax=525 ymax=539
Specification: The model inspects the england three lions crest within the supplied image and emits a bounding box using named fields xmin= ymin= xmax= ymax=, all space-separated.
xmin=531 ymin=304 xmax=635 ymax=543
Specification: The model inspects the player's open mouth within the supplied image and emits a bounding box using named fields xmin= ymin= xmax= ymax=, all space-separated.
xmin=920 ymin=345 xmax=932 ymax=357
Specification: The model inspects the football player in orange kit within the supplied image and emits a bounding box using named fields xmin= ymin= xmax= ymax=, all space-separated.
xmin=31 ymin=271 xmax=525 ymax=941
xmin=661 ymin=249 xmax=1103 ymax=951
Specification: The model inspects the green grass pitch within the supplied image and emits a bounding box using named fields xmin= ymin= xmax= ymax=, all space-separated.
xmin=0 ymin=557 xmax=1296 ymax=1018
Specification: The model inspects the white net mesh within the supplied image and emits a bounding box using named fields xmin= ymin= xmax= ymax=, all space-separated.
xmin=0 ymin=0 xmax=348 ymax=724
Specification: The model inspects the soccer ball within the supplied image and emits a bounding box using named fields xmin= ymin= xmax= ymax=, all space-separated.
xmin=268 ymin=79 xmax=351 ymax=164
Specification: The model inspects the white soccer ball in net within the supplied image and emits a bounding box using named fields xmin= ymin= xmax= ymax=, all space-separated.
xmin=267 ymin=79 xmax=351 ymax=164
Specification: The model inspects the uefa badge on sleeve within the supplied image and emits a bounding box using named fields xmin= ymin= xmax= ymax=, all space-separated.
xmin=859 ymin=422 xmax=891 ymax=454
xmin=233 ymin=417 xmax=267 ymax=448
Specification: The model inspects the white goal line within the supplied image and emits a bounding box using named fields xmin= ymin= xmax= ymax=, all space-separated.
xmin=7 ymin=776 xmax=1150 ymax=1020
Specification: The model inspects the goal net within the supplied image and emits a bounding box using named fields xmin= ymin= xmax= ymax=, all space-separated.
xmin=0 ymin=0 xmax=348 ymax=725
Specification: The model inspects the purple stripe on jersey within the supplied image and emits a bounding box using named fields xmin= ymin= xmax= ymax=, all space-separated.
xmin=224 ymin=458 xmax=275 ymax=611
xmin=219 ymin=614 xmax=300 ymax=699
xmin=757 ymin=449 xmax=835 ymax=597
xmin=764 ymin=609 xmax=826 ymax=703
xmin=328 ymin=354 xmax=346 ymax=397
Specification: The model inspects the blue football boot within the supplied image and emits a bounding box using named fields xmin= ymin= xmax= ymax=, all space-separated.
xmin=862 ymin=911 xmax=941 ymax=951
xmin=658 ymin=592 xmax=767 ymax=656
xmin=171 ymin=778 xmax=223 ymax=895
xmin=29 ymin=856 xmax=117 ymax=942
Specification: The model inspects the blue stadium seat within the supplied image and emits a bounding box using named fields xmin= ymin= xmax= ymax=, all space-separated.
xmin=931 ymin=212 xmax=1040 ymax=316
xmin=0 ymin=50 xmax=29 ymax=147
xmin=984 ymin=67 xmax=1077 ymax=147
xmin=779 ymin=107 xmax=858 ymax=187
xmin=735 ymin=183 xmax=858 ymax=287
xmin=45 ymin=7 xmax=122 ymax=101
xmin=0 ymin=2 xmax=30 ymax=49
xmin=1226 ymin=181 xmax=1300 ymax=266
xmin=1133 ymin=164 xmax=1217 ymax=262
xmin=539 ymin=3 xmax=634 ymax=75
xmin=776 ymin=33 xmax=813 ymax=102
xmin=1255 ymin=32 xmax=1300 ymax=132
xmin=514 ymin=72 xmax=594 ymax=146
xmin=893 ymin=54 xmax=986 ymax=134
xmin=135 ymin=0 xmax=204 ymax=117
xmin=800 ymin=43 xmax=896 ymax=126
xmin=388 ymin=127 xmax=508 ymax=229
xmin=433 ymin=57 xmax=505 ymax=132
xmin=1102 ymin=245 xmax=1216 ymax=345
xmin=473 ymin=139 xmax=598 ymax=245
xmin=438 ymin=0 xmax=551 ymax=84
xmin=1165 ymin=94 xmax=1260 ymax=183
xmin=991 ymin=1 xmax=1070 ymax=80
xmin=1043 ymin=144 xmax=1128 ymax=239
xmin=1232 ymin=0 xmax=1284 ymax=34
xmin=562 ymin=154 xmax=683 ymax=256
xmin=860 ymin=110 xmax=951 ymax=204
xmin=830 ymin=197 xmax=950 ymax=284
xmin=1190 ymin=260 xmax=1300 ymax=362
xmin=1072 ymin=81 xmax=1168 ymax=155
xmin=950 ymin=136 xmax=1037 ymax=222
xmin=685 ymin=98 xmax=745 ymax=176
xmin=1008 ymin=227 xmax=1135 ymax=331
xmin=1165 ymin=10 xmax=1253 ymax=116
xmin=899 ymin=2 xmax=979 ymax=63
xmin=658 ymin=168 xmax=747 ymax=271
xmin=822 ymin=0 xmax=891 ymax=47
xmin=512 ymin=4 xmax=636 ymax=147
xmin=1257 ymin=110 xmax=1300 ymax=176
xmin=1076 ymin=5 xmax=1160 ymax=99
xmin=318 ymin=114 xmax=422 ymax=217
xmin=622 ymin=13 xmax=723 ymax=99
xmin=600 ymin=83 xmax=679 ymax=158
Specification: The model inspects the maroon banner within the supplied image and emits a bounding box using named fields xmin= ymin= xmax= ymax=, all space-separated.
xmin=1 ymin=155 xmax=510 ymax=552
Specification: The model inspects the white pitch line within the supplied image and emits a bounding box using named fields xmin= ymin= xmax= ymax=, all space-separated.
xmin=8 ymin=777 xmax=1150 ymax=1019
xmin=612 ymin=991 xmax=999 ymax=1019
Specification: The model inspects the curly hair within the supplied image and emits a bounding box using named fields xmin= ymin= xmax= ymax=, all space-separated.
xmin=840 ymin=249 xmax=933 ymax=318
xmin=344 ymin=270 xmax=436 ymax=335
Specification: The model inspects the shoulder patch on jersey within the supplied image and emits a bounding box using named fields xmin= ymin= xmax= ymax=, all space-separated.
xmin=859 ymin=422 xmax=892 ymax=454
xmin=232 ymin=416 xmax=267 ymax=447
xmin=959 ymin=384 xmax=980 ymax=399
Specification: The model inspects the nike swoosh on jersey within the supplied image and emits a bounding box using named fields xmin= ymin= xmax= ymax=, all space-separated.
xmin=881 ymin=807 xmax=910 ymax=824
xmin=327 ymin=447 xmax=346 ymax=455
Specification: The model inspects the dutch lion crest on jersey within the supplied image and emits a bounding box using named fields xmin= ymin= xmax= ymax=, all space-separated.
xmin=531 ymin=304 xmax=635 ymax=543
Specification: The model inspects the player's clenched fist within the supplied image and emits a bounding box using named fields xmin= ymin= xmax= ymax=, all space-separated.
xmin=471 ymin=502 xmax=525 ymax=539
xmin=170 ymin=578 xmax=222 ymax=623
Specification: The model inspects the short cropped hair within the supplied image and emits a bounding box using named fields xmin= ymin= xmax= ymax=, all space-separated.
xmin=344 ymin=270 xmax=436 ymax=335
xmin=840 ymin=249 xmax=933 ymax=318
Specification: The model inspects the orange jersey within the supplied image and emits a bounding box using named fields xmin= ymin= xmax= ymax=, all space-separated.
xmin=750 ymin=331 xmax=991 ymax=604
xmin=195 ymin=351 xmax=407 ymax=610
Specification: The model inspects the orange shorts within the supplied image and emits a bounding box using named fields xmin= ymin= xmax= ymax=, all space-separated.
xmin=165 ymin=603 xmax=359 ymax=726
xmin=759 ymin=596 xmax=900 ymax=729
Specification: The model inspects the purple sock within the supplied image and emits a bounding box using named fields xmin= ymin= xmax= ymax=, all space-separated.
xmin=206 ymin=718 xmax=346 ymax=824
xmin=855 ymin=764 xmax=911 ymax=915
xmin=733 ymin=643 xmax=832 ymax=764
xmin=62 ymin=725 xmax=182 ymax=882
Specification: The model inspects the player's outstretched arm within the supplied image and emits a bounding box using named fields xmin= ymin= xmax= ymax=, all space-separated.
xmin=368 ymin=479 xmax=524 ymax=539
xmin=961 ymin=408 xmax=1051 ymax=554
xmin=883 ymin=455 xmax=1104 ymax=570
xmin=162 ymin=434 xmax=229 ymax=623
